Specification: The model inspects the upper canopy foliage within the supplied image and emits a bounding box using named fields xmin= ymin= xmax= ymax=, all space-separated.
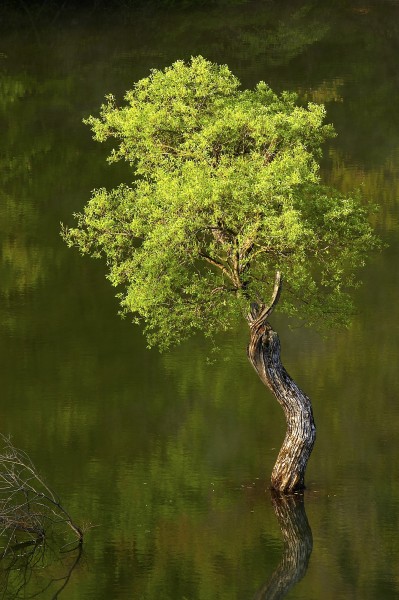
xmin=63 ymin=56 xmax=379 ymax=349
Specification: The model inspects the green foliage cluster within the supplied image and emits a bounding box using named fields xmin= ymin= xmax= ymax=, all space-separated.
xmin=63 ymin=57 xmax=379 ymax=349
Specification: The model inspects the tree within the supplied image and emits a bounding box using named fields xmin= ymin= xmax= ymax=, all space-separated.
xmin=62 ymin=56 xmax=379 ymax=492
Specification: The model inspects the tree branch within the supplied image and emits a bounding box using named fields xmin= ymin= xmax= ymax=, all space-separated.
xmin=248 ymin=271 xmax=282 ymax=328
xmin=199 ymin=251 xmax=236 ymax=284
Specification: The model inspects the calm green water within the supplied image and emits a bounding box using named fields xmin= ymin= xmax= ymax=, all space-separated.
xmin=1 ymin=1 xmax=399 ymax=598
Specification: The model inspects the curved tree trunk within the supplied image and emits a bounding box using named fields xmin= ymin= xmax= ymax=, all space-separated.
xmin=247 ymin=273 xmax=316 ymax=493
xmin=253 ymin=491 xmax=313 ymax=600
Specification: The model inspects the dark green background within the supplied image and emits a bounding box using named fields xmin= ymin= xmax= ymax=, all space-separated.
xmin=1 ymin=1 xmax=399 ymax=597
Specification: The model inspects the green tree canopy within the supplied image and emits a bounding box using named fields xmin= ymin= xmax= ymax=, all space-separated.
xmin=63 ymin=56 xmax=379 ymax=349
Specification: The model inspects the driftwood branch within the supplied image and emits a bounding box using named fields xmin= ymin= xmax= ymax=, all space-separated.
xmin=0 ymin=436 xmax=83 ymax=549
xmin=0 ymin=437 xmax=85 ymax=597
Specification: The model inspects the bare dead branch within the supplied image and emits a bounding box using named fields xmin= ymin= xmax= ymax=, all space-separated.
xmin=0 ymin=436 xmax=83 ymax=553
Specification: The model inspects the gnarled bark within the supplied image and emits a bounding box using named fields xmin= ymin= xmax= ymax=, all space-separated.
xmin=253 ymin=491 xmax=313 ymax=600
xmin=247 ymin=273 xmax=316 ymax=493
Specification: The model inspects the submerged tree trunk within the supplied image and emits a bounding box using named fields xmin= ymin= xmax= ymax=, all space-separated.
xmin=247 ymin=273 xmax=316 ymax=493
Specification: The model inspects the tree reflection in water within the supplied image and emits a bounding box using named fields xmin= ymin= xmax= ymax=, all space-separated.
xmin=254 ymin=491 xmax=313 ymax=600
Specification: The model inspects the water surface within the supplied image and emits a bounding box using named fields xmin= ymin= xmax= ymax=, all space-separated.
xmin=1 ymin=2 xmax=399 ymax=598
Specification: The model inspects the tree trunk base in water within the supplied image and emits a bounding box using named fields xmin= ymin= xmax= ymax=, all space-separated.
xmin=247 ymin=274 xmax=316 ymax=493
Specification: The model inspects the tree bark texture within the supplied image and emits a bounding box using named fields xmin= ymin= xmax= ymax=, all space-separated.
xmin=247 ymin=273 xmax=316 ymax=493
xmin=253 ymin=491 xmax=313 ymax=600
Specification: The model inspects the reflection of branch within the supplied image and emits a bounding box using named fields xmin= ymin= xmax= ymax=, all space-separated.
xmin=49 ymin=545 xmax=83 ymax=600
xmin=17 ymin=0 xmax=41 ymax=46
xmin=253 ymin=491 xmax=312 ymax=600
xmin=0 ymin=539 xmax=83 ymax=600
xmin=50 ymin=0 xmax=69 ymax=25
